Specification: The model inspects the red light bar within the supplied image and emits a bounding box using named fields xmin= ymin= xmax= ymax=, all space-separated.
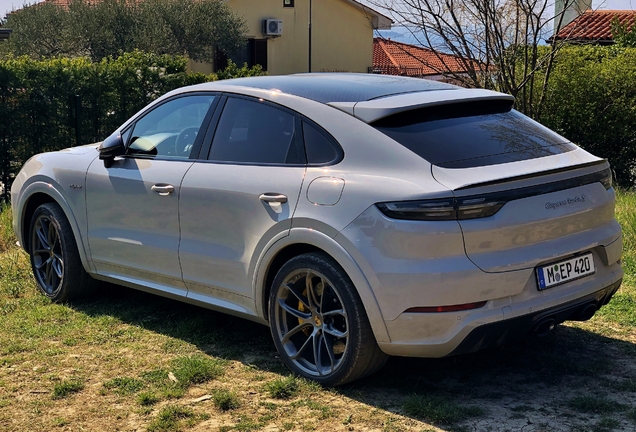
xmin=405 ymin=301 xmax=487 ymax=313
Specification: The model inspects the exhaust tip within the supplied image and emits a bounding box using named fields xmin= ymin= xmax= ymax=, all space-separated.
xmin=572 ymin=304 xmax=597 ymax=322
xmin=533 ymin=318 xmax=556 ymax=337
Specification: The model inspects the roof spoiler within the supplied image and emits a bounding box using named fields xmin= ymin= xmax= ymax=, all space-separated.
xmin=328 ymin=89 xmax=515 ymax=124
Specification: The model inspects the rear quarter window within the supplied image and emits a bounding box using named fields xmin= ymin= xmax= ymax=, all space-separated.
xmin=302 ymin=121 xmax=343 ymax=165
xmin=372 ymin=101 xmax=577 ymax=168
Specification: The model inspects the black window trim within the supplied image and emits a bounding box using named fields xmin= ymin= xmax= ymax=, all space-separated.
xmin=120 ymin=92 xmax=221 ymax=162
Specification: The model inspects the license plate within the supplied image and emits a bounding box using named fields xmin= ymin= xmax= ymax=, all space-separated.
xmin=536 ymin=253 xmax=595 ymax=290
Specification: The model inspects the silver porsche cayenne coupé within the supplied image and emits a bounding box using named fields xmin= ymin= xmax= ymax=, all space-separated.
xmin=11 ymin=74 xmax=623 ymax=385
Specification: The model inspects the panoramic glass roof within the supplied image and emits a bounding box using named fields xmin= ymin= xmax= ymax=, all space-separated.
xmin=221 ymin=73 xmax=457 ymax=104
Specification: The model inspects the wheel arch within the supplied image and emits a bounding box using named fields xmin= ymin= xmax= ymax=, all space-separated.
xmin=18 ymin=183 xmax=94 ymax=274
xmin=254 ymin=228 xmax=390 ymax=343
xmin=21 ymin=193 xmax=55 ymax=253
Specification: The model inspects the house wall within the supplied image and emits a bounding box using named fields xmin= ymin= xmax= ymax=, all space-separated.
xmin=188 ymin=59 xmax=214 ymax=75
xmin=311 ymin=0 xmax=374 ymax=72
xmin=226 ymin=0 xmax=375 ymax=75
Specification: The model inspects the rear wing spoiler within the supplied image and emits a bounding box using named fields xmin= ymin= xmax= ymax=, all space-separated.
xmin=328 ymin=89 xmax=515 ymax=124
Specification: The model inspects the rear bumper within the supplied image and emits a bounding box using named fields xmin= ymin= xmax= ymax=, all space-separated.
xmin=448 ymin=278 xmax=621 ymax=356
xmin=377 ymin=264 xmax=623 ymax=357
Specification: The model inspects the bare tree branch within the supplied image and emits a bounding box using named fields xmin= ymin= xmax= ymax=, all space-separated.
xmin=367 ymin=0 xmax=587 ymax=118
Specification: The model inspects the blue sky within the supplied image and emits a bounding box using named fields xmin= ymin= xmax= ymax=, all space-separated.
xmin=360 ymin=0 xmax=635 ymax=16
xmin=2 ymin=0 xmax=634 ymax=27
xmin=365 ymin=0 xmax=634 ymax=45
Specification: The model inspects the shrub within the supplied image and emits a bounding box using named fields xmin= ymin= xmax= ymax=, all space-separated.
xmin=0 ymin=52 xmax=265 ymax=203
xmin=0 ymin=51 xmax=209 ymax=202
xmin=216 ymin=60 xmax=266 ymax=80
xmin=539 ymin=46 xmax=636 ymax=187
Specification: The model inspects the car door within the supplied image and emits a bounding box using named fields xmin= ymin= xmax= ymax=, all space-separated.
xmin=179 ymin=96 xmax=306 ymax=311
xmin=86 ymin=94 xmax=217 ymax=294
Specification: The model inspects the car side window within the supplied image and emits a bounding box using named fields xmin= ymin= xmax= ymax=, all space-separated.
xmin=128 ymin=95 xmax=215 ymax=159
xmin=208 ymin=97 xmax=301 ymax=164
xmin=302 ymin=121 xmax=342 ymax=165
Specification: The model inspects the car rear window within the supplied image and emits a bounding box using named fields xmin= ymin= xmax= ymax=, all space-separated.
xmin=372 ymin=101 xmax=577 ymax=168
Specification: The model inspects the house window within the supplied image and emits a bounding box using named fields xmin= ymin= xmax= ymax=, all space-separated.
xmin=283 ymin=0 xmax=294 ymax=7
xmin=215 ymin=39 xmax=268 ymax=72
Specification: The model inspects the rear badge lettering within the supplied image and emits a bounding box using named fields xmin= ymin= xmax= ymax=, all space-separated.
xmin=545 ymin=194 xmax=585 ymax=210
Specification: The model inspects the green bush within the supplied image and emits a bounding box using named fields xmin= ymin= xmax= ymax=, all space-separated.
xmin=0 ymin=51 xmax=207 ymax=201
xmin=216 ymin=60 xmax=265 ymax=80
xmin=539 ymin=46 xmax=636 ymax=187
xmin=0 ymin=0 xmax=247 ymax=63
xmin=0 ymin=51 xmax=265 ymax=202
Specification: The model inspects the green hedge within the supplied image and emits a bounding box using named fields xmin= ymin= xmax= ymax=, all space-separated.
xmin=0 ymin=52 xmax=262 ymax=201
xmin=539 ymin=46 xmax=636 ymax=187
xmin=0 ymin=51 xmax=209 ymax=200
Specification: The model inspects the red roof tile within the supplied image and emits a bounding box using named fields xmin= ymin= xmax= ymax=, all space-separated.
xmin=373 ymin=38 xmax=477 ymax=77
xmin=554 ymin=10 xmax=636 ymax=43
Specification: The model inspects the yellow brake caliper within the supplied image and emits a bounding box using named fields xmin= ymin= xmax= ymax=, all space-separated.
xmin=299 ymin=279 xmax=324 ymax=336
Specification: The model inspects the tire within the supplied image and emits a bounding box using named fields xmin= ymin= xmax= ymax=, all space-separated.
xmin=268 ymin=252 xmax=388 ymax=386
xmin=28 ymin=203 xmax=95 ymax=302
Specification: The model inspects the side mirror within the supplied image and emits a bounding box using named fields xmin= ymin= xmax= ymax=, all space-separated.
xmin=99 ymin=133 xmax=125 ymax=168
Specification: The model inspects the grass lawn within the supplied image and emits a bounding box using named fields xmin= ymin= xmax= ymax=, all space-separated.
xmin=1 ymin=191 xmax=635 ymax=432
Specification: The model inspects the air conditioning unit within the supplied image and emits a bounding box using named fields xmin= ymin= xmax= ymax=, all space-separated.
xmin=263 ymin=19 xmax=283 ymax=37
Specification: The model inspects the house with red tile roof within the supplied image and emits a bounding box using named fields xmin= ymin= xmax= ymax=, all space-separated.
xmin=33 ymin=0 xmax=392 ymax=75
xmin=551 ymin=10 xmax=636 ymax=45
xmin=372 ymin=37 xmax=480 ymax=81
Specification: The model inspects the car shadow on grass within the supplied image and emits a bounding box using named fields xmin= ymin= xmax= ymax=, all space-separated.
xmin=71 ymin=283 xmax=636 ymax=431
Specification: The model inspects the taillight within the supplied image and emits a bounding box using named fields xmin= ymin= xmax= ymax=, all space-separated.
xmin=456 ymin=197 xmax=505 ymax=219
xmin=376 ymin=200 xmax=455 ymax=221
xmin=376 ymin=197 xmax=505 ymax=221
xmin=600 ymin=168 xmax=612 ymax=189
xmin=377 ymin=166 xmax=613 ymax=221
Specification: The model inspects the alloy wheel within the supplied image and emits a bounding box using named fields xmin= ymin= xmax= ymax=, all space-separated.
xmin=273 ymin=269 xmax=349 ymax=377
xmin=31 ymin=214 xmax=64 ymax=296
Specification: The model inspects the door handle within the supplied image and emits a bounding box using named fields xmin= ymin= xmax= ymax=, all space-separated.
xmin=259 ymin=193 xmax=288 ymax=204
xmin=151 ymin=184 xmax=175 ymax=196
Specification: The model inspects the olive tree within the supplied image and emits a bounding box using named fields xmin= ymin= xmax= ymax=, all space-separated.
xmin=0 ymin=2 xmax=77 ymax=58
xmin=0 ymin=0 xmax=247 ymax=63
